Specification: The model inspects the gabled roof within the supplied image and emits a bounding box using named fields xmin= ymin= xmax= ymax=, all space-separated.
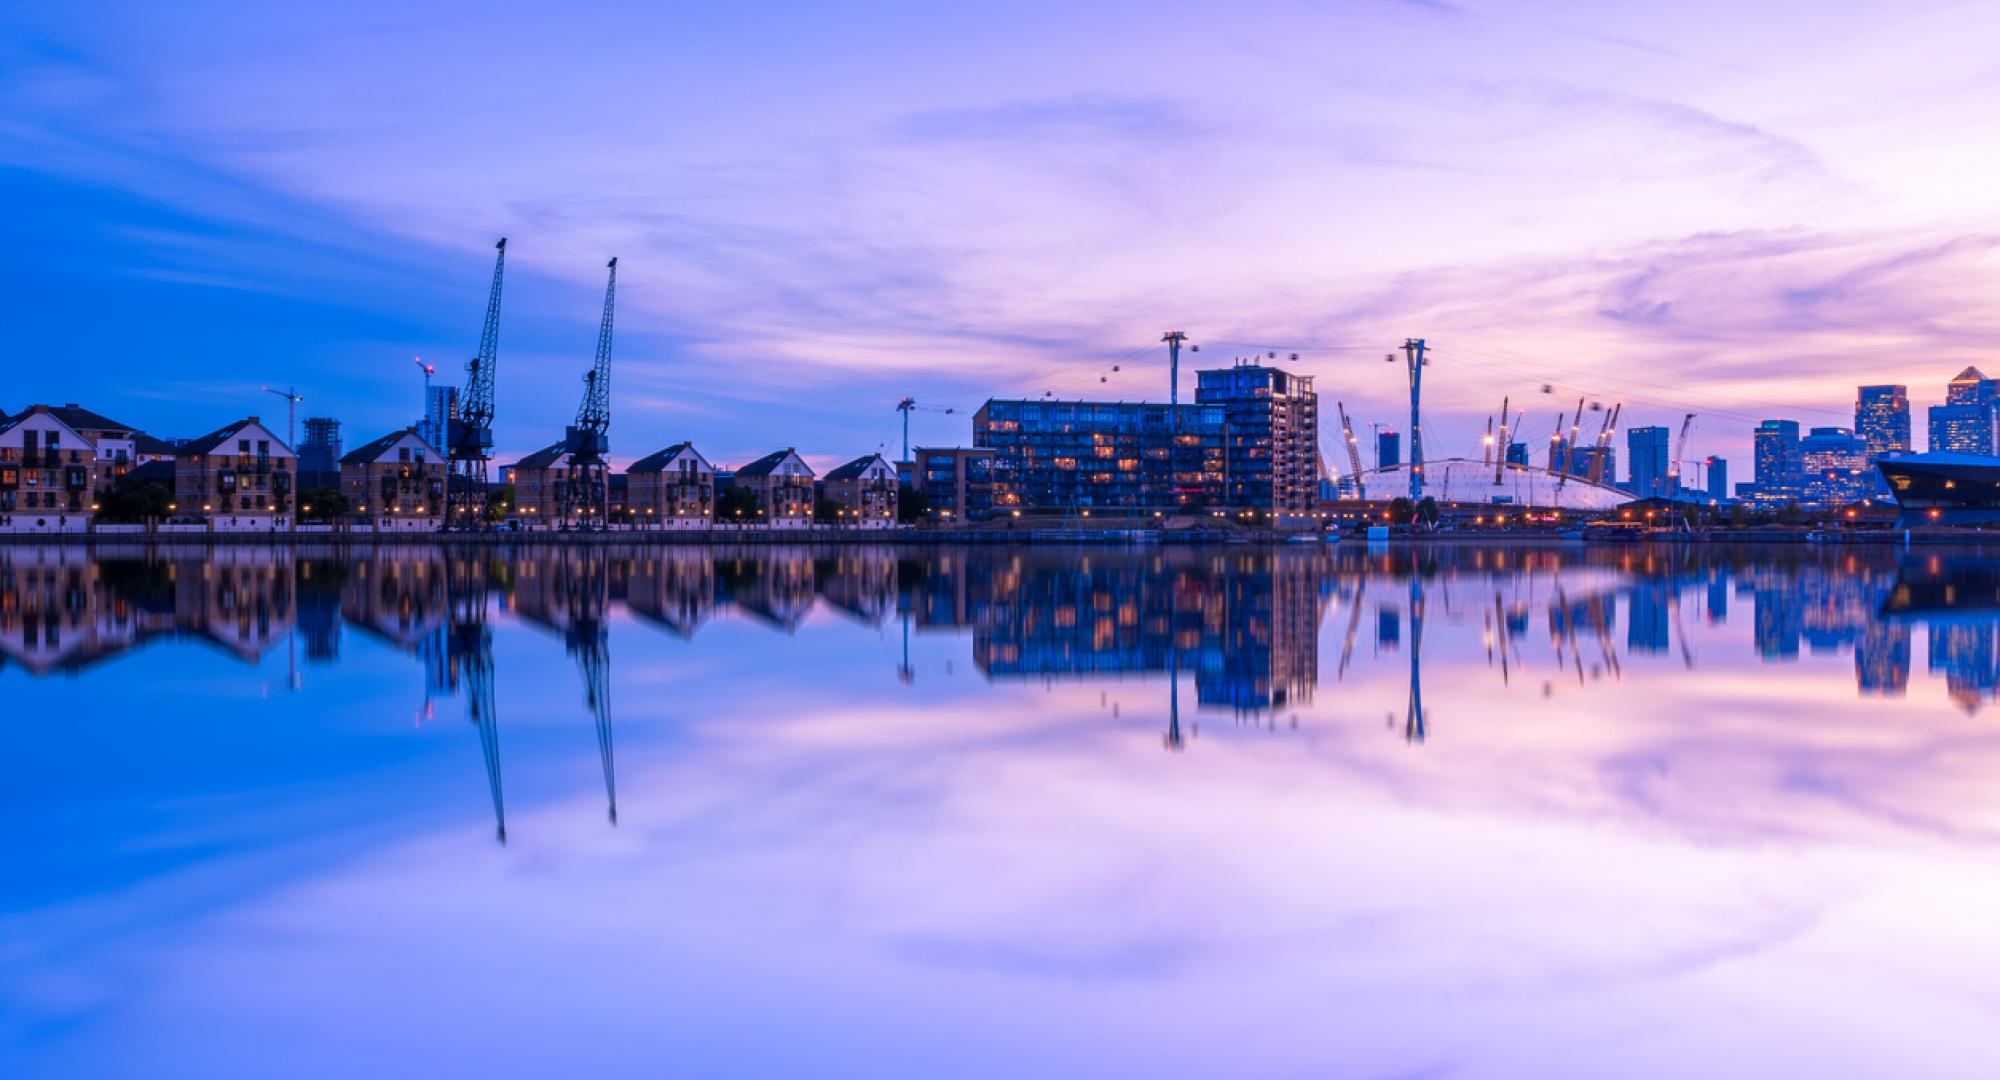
xmin=0 ymin=405 xmax=89 ymax=443
xmin=340 ymin=428 xmax=438 ymax=466
xmin=45 ymin=404 xmax=138 ymax=435
xmin=824 ymin=453 xmax=891 ymax=481
xmin=628 ymin=442 xmax=712 ymax=473
xmin=734 ymin=449 xmax=808 ymax=478
xmin=180 ymin=417 xmax=292 ymax=457
xmin=508 ymin=443 xmax=568 ymax=471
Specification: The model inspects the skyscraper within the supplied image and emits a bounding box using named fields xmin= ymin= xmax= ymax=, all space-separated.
xmin=1376 ymin=429 xmax=1401 ymax=470
xmin=1800 ymin=426 xmax=1870 ymax=507
xmin=1196 ymin=363 xmax=1320 ymax=519
xmin=1753 ymin=419 xmax=1802 ymax=504
xmin=1930 ymin=366 xmax=1999 ymax=454
xmin=1626 ymin=425 xmax=1671 ymax=498
xmin=1854 ymin=384 xmax=1910 ymax=461
xmin=1704 ymin=455 xmax=1728 ymax=503
xmin=422 ymin=385 xmax=459 ymax=452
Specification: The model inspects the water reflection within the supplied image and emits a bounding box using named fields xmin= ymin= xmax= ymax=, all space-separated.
xmin=10 ymin=541 xmax=2000 ymax=1075
xmin=12 ymin=543 xmax=2000 ymax=713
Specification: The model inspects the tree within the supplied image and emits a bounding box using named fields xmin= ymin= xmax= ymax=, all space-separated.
xmin=95 ymin=475 xmax=173 ymax=523
xmin=813 ymin=496 xmax=841 ymax=524
xmin=298 ymin=487 xmax=348 ymax=523
xmin=715 ymin=486 xmax=760 ymax=523
xmin=1416 ymin=497 xmax=1440 ymax=527
xmin=1388 ymin=497 xmax=1414 ymax=524
xmin=484 ymin=484 xmax=514 ymax=523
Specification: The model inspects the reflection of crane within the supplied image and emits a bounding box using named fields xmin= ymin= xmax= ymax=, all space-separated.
xmin=1336 ymin=401 xmax=1366 ymax=500
xmin=1669 ymin=413 xmax=1697 ymax=494
xmin=449 ymin=238 xmax=507 ymax=529
xmin=557 ymin=550 xmax=619 ymax=823
xmin=448 ymin=555 xmax=506 ymax=843
xmin=562 ymin=258 xmax=618 ymax=529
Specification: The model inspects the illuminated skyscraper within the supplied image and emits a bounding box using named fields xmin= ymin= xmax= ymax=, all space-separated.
xmin=1854 ymin=384 xmax=1910 ymax=461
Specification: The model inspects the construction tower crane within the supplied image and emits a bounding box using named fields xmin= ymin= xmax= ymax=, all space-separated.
xmin=1336 ymin=401 xmax=1366 ymax=500
xmin=1669 ymin=413 xmax=1697 ymax=494
xmin=561 ymin=258 xmax=618 ymax=529
xmin=1588 ymin=403 xmax=1622 ymax=486
xmin=449 ymin=238 xmax=507 ymax=529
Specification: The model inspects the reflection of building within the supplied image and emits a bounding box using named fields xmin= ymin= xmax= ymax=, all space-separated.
xmin=945 ymin=550 xmax=1327 ymax=713
xmin=973 ymin=399 xmax=1225 ymax=512
xmin=338 ymin=549 xmax=447 ymax=650
xmin=1928 ymin=624 xmax=1999 ymax=714
xmin=1855 ymin=624 xmax=1910 ymax=697
xmin=1626 ymin=581 xmax=1670 ymax=654
xmin=625 ymin=549 xmax=719 ymax=636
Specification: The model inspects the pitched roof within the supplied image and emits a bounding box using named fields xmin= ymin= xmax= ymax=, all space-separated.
xmin=824 ymin=453 xmax=890 ymax=481
xmin=508 ymin=442 xmax=568 ymax=471
xmin=734 ymin=449 xmax=806 ymax=478
xmin=628 ymin=442 xmax=710 ymax=473
xmin=0 ymin=405 xmax=88 ymax=442
xmin=45 ymin=404 xmax=137 ymax=435
xmin=1953 ymin=366 xmax=1989 ymax=383
xmin=180 ymin=417 xmax=291 ymax=456
xmin=340 ymin=428 xmax=437 ymax=465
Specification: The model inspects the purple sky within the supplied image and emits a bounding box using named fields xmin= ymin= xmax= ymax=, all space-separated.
xmin=5 ymin=1 xmax=1999 ymax=471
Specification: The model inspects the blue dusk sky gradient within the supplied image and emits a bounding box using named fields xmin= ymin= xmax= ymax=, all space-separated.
xmin=5 ymin=1 xmax=2000 ymax=470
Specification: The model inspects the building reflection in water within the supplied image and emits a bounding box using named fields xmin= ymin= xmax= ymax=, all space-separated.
xmin=14 ymin=542 xmax=2000 ymax=834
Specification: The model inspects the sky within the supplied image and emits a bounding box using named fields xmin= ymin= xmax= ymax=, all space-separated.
xmin=5 ymin=0 xmax=2000 ymax=473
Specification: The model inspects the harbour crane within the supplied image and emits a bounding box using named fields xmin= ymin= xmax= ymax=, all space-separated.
xmin=449 ymin=238 xmax=507 ymax=529
xmin=1336 ymin=401 xmax=1366 ymax=500
xmin=1669 ymin=413 xmax=1697 ymax=494
xmin=561 ymin=258 xmax=617 ymax=529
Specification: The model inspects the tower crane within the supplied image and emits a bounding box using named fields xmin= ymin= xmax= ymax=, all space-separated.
xmin=1669 ymin=413 xmax=1697 ymax=494
xmin=449 ymin=238 xmax=507 ymax=529
xmin=1336 ymin=401 xmax=1366 ymax=500
xmin=561 ymin=258 xmax=617 ymax=529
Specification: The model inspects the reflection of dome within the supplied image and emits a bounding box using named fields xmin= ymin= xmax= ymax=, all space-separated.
xmin=1359 ymin=459 xmax=1635 ymax=511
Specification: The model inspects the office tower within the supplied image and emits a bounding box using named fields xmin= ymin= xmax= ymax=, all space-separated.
xmin=1930 ymin=366 xmax=2000 ymax=454
xmin=1196 ymin=362 xmax=1321 ymax=518
xmin=1753 ymin=419 xmax=1802 ymax=503
xmin=1800 ymin=426 xmax=1870 ymax=506
xmin=1854 ymin=384 xmax=1910 ymax=461
xmin=1376 ymin=429 xmax=1401 ymax=470
xmin=1626 ymin=425 xmax=1672 ymax=498
xmin=1505 ymin=441 xmax=1528 ymax=466
xmin=1704 ymin=456 xmax=1728 ymax=503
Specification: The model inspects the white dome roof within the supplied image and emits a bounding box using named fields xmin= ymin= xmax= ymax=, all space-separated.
xmin=1356 ymin=458 xmax=1635 ymax=510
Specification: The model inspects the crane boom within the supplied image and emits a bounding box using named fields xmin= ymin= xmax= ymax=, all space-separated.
xmin=448 ymin=238 xmax=506 ymax=529
xmin=561 ymin=258 xmax=617 ymax=528
xmin=1337 ymin=401 xmax=1366 ymax=500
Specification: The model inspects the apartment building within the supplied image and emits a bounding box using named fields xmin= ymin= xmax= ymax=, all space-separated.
xmin=627 ymin=443 xmax=715 ymax=529
xmin=731 ymin=449 xmax=815 ymax=526
xmin=822 ymin=453 xmax=899 ymax=528
xmin=173 ymin=417 xmax=297 ymax=529
xmin=341 ymin=427 xmax=446 ymax=531
xmin=0 ymin=407 xmax=97 ymax=531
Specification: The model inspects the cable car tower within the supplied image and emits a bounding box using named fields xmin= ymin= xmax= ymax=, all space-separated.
xmin=562 ymin=258 xmax=617 ymax=529
xmin=448 ymin=239 xmax=507 ymax=529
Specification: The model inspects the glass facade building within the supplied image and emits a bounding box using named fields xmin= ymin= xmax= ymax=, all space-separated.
xmin=910 ymin=446 xmax=996 ymax=521
xmin=973 ymin=399 xmax=1225 ymax=512
xmin=1854 ymin=384 xmax=1910 ymax=461
xmin=1800 ymin=426 xmax=1871 ymax=507
xmin=1625 ymin=425 xmax=1672 ymax=498
xmin=1931 ymin=367 xmax=1999 ymax=455
xmin=1752 ymin=419 xmax=1802 ymax=504
xmin=1195 ymin=363 xmax=1320 ymax=518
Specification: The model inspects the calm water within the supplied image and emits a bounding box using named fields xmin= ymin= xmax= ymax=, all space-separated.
xmin=4 ymin=541 xmax=2000 ymax=1078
